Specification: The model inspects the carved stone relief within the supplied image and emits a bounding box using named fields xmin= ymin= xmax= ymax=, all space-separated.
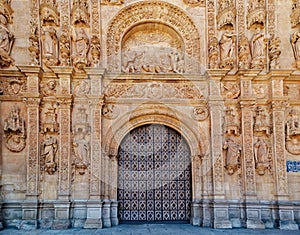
xmin=247 ymin=0 xmax=266 ymax=29
xmin=3 ymin=105 xmax=26 ymax=152
xmin=102 ymin=104 xmax=119 ymax=120
xmin=192 ymin=104 xmax=209 ymax=121
xmin=250 ymin=27 xmax=267 ymax=69
xmin=224 ymin=105 xmax=240 ymax=136
xmin=121 ymin=23 xmax=185 ymax=74
xmin=101 ymin=0 xmax=123 ymax=5
xmin=71 ymin=27 xmax=90 ymax=70
xmin=219 ymin=29 xmax=236 ymax=69
xmin=269 ymin=35 xmax=281 ymax=70
xmin=0 ymin=0 xmax=14 ymax=68
xmin=183 ymin=0 xmax=205 ymax=7
xmin=223 ymin=137 xmax=241 ymax=175
xmin=40 ymin=0 xmax=59 ymax=27
xmin=41 ymin=102 xmax=59 ymax=133
xmin=254 ymin=137 xmax=271 ymax=175
xmin=41 ymin=80 xmax=57 ymax=97
xmin=41 ymin=135 xmax=58 ymax=174
xmin=238 ymin=36 xmax=251 ymax=69
xmin=208 ymin=37 xmax=219 ymax=69
xmin=254 ymin=106 xmax=271 ymax=136
xmin=29 ymin=0 xmax=40 ymax=65
xmin=221 ymin=82 xmax=240 ymax=99
xmin=73 ymin=80 xmax=90 ymax=97
xmin=0 ymin=78 xmax=26 ymax=96
xmin=286 ymin=108 xmax=300 ymax=155
xmin=41 ymin=27 xmax=59 ymax=67
xmin=291 ymin=0 xmax=300 ymax=28
xmin=217 ymin=0 xmax=236 ymax=30
xmin=291 ymin=31 xmax=300 ymax=69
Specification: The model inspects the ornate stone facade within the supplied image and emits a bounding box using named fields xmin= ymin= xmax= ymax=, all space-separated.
xmin=0 ymin=0 xmax=300 ymax=231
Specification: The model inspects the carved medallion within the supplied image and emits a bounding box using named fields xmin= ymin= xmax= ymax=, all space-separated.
xmin=102 ymin=104 xmax=119 ymax=120
xmin=193 ymin=105 xmax=209 ymax=121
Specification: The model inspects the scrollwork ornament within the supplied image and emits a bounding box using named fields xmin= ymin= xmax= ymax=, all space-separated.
xmin=192 ymin=105 xmax=209 ymax=121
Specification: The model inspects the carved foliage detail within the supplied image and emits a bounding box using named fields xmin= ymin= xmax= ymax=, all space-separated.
xmin=3 ymin=105 xmax=26 ymax=152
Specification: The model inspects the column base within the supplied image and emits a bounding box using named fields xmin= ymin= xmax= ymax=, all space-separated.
xmin=279 ymin=220 xmax=299 ymax=230
xmin=84 ymin=219 xmax=103 ymax=229
xmin=51 ymin=220 xmax=71 ymax=230
xmin=246 ymin=219 xmax=265 ymax=229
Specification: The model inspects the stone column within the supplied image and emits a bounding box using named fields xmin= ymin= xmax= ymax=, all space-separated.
xmin=84 ymin=68 xmax=104 ymax=229
xmin=19 ymin=66 xmax=42 ymax=229
xmin=51 ymin=67 xmax=73 ymax=229
xmin=240 ymin=75 xmax=264 ymax=229
xmin=207 ymin=70 xmax=231 ymax=228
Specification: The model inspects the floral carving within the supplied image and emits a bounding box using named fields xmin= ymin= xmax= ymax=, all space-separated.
xmin=3 ymin=106 xmax=26 ymax=152
xmin=238 ymin=36 xmax=251 ymax=69
xmin=0 ymin=0 xmax=14 ymax=68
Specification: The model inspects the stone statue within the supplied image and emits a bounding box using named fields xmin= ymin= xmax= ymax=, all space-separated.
xmin=0 ymin=14 xmax=14 ymax=67
xmin=73 ymin=131 xmax=90 ymax=165
xmin=41 ymin=135 xmax=58 ymax=174
xmin=250 ymin=27 xmax=266 ymax=69
xmin=291 ymin=31 xmax=300 ymax=68
xmin=41 ymin=27 xmax=59 ymax=66
xmin=71 ymin=27 xmax=90 ymax=70
xmin=238 ymin=36 xmax=251 ymax=69
xmin=254 ymin=137 xmax=268 ymax=164
xmin=219 ymin=29 xmax=236 ymax=69
xmin=223 ymin=138 xmax=241 ymax=167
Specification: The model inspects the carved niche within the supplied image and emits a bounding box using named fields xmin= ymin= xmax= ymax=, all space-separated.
xmin=254 ymin=137 xmax=271 ymax=176
xmin=121 ymin=23 xmax=185 ymax=74
xmin=223 ymin=137 xmax=241 ymax=175
xmin=72 ymin=107 xmax=90 ymax=174
xmin=219 ymin=28 xmax=236 ymax=69
xmin=250 ymin=26 xmax=267 ymax=69
xmin=3 ymin=105 xmax=26 ymax=152
xmin=217 ymin=0 xmax=236 ymax=30
xmin=41 ymin=135 xmax=58 ymax=175
xmin=286 ymin=108 xmax=300 ymax=155
xmin=0 ymin=0 xmax=14 ymax=68
xmin=224 ymin=105 xmax=240 ymax=136
xmin=247 ymin=0 xmax=266 ymax=29
xmin=254 ymin=106 xmax=271 ymax=136
xmin=40 ymin=0 xmax=59 ymax=27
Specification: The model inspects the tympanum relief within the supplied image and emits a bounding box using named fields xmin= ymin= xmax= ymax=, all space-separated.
xmin=3 ymin=105 xmax=26 ymax=152
xmin=122 ymin=23 xmax=185 ymax=74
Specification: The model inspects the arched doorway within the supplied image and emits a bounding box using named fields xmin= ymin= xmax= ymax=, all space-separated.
xmin=117 ymin=124 xmax=191 ymax=222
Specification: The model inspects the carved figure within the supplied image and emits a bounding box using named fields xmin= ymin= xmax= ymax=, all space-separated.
xmin=219 ymin=29 xmax=236 ymax=69
xmin=0 ymin=14 xmax=14 ymax=67
xmin=102 ymin=104 xmax=119 ymax=119
xmin=72 ymin=27 xmax=90 ymax=58
xmin=250 ymin=27 xmax=267 ymax=69
xmin=291 ymin=31 xmax=300 ymax=68
xmin=269 ymin=35 xmax=281 ymax=69
xmin=254 ymin=137 xmax=268 ymax=164
xmin=41 ymin=135 xmax=58 ymax=174
xmin=169 ymin=51 xmax=185 ymax=73
xmin=4 ymin=106 xmax=26 ymax=152
xmin=73 ymin=131 xmax=90 ymax=165
xmin=208 ymin=37 xmax=219 ymax=69
xmin=238 ymin=36 xmax=251 ymax=69
xmin=223 ymin=138 xmax=241 ymax=174
xmin=41 ymin=27 xmax=59 ymax=66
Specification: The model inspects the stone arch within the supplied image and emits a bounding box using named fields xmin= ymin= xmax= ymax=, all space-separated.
xmin=103 ymin=103 xmax=206 ymax=159
xmin=106 ymin=1 xmax=201 ymax=73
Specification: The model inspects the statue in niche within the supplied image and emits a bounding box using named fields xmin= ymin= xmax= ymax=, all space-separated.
xmin=71 ymin=27 xmax=90 ymax=70
xmin=291 ymin=31 xmax=300 ymax=69
xmin=268 ymin=35 xmax=281 ymax=70
xmin=250 ymin=27 xmax=267 ymax=69
xmin=223 ymin=137 xmax=241 ymax=175
xmin=224 ymin=106 xmax=240 ymax=135
xmin=41 ymin=27 xmax=59 ymax=67
xmin=73 ymin=130 xmax=90 ymax=174
xmin=4 ymin=105 xmax=26 ymax=152
xmin=254 ymin=137 xmax=271 ymax=175
xmin=238 ymin=36 xmax=251 ymax=69
xmin=208 ymin=37 xmax=219 ymax=69
xmin=0 ymin=14 xmax=14 ymax=68
xmin=219 ymin=28 xmax=236 ymax=69
xmin=41 ymin=135 xmax=58 ymax=174
xmin=285 ymin=108 xmax=300 ymax=155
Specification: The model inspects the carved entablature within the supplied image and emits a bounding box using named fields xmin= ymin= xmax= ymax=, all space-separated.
xmin=71 ymin=0 xmax=90 ymax=27
xmin=247 ymin=1 xmax=266 ymax=29
xmin=104 ymin=82 xmax=204 ymax=100
xmin=254 ymin=106 xmax=271 ymax=136
xmin=291 ymin=0 xmax=300 ymax=28
xmin=101 ymin=0 xmax=123 ymax=5
xmin=3 ymin=105 xmax=26 ymax=152
xmin=221 ymin=82 xmax=240 ymax=99
xmin=40 ymin=2 xmax=59 ymax=26
xmin=183 ymin=0 xmax=205 ymax=7
xmin=217 ymin=0 xmax=236 ymax=29
xmin=286 ymin=107 xmax=300 ymax=155
xmin=0 ymin=0 xmax=14 ymax=68
xmin=224 ymin=105 xmax=240 ymax=136
xmin=0 ymin=78 xmax=26 ymax=96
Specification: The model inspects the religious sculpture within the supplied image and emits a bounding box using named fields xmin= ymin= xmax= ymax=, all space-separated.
xmin=291 ymin=31 xmax=300 ymax=69
xmin=3 ymin=106 xmax=26 ymax=152
xmin=73 ymin=130 xmax=90 ymax=174
xmin=254 ymin=106 xmax=271 ymax=136
xmin=41 ymin=135 xmax=58 ymax=174
xmin=208 ymin=37 xmax=219 ymax=69
xmin=223 ymin=137 xmax=241 ymax=175
xmin=238 ymin=36 xmax=251 ymax=69
xmin=71 ymin=27 xmax=90 ymax=70
xmin=250 ymin=27 xmax=267 ymax=69
xmin=41 ymin=27 xmax=59 ymax=67
xmin=224 ymin=106 xmax=240 ymax=136
xmin=0 ymin=14 xmax=14 ymax=68
xmin=219 ymin=29 xmax=236 ymax=69
xmin=254 ymin=137 xmax=271 ymax=175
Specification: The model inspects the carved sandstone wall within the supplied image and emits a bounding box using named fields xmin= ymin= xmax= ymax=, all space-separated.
xmin=0 ymin=0 xmax=300 ymax=231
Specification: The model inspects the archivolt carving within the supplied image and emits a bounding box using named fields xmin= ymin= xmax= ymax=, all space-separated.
xmin=107 ymin=1 xmax=200 ymax=73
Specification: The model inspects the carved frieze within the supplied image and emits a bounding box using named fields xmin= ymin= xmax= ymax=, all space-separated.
xmin=286 ymin=108 xmax=300 ymax=155
xmin=3 ymin=105 xmax=26 ymax=152
xmin=0 ymin=0 xmax=14 ymax=68
xmin=104 ymin=82 xmax=204 ymax=99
